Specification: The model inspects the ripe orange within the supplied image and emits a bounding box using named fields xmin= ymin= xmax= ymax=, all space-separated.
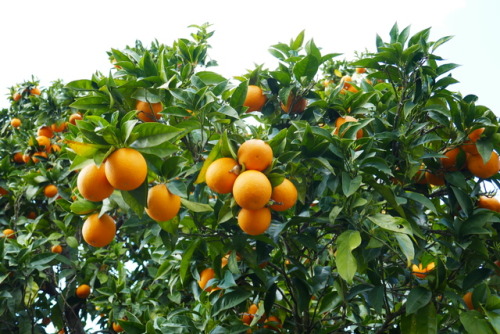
xmin=136 ymin=100 xmax=163 ymax=122
xmin=77 ymin=163 xmax=114 ymax=202
xmin=10 ymin=118 xmax=21 ymax=128
xmin=463 ymin=292 xmax=474 ymax=310
xmin=334 ymin=116 xmax=363 ymax=139
xmin=243 ymin=85 xmax=267 ymax=112
xmin=51 ymin=244 xmax=63 ymax=254
xmin=104 ymin=148 xmax=148 ymax=191
xmin=27 ymin=211 xmax=37 ymax=219
xmin=30 ymin=87 xmax=41 ymax=95
xmin=425 ymin=171 xmax=445 ymax=186
xmin=461 ymin=128 xmax=484 ymax=155
xmin=51 ymin=144 xmax=61 ymax=153
xmin=145 ymin=184 xmax=181 ymax=222
xmin=205 ymin=157 xmax=240 ymax=194
xmin=355 ymin=67 xmax=367 ymax=74
xmin=238 ymin=207 xmax=272 ymax=236
xmin=13 ymin=92 xmax=21 ymax=101
xmin=466 ymin=151 xmax=499 ymax=179
xmin=233 ymin=170 xmax=272 ymax=210
xmin=36 ymin=136 xmax=52 ymax=153
xmin=75 ymin=284 xmax=91 ymax=299
xmin=13 ymin=152 xmax=24 ymax=164
xmin=270 ymin=178 xmax=298 ymax=211
xmin=198 ymin=267 xmax=219 ymax=292
xmin=237 ymin=139 xmax=273 ymax=171
xmin=32 ymin=152 xmax=48 ymax=163
xmin=0 ymin=187 xmax=8 ymax=196
xmin=44 ymin=184 xmax=58 ymax=198
xmin=281 ymin=93 xmax=307 ymax=114
xmin=82 ymin=213 xmax=116 ymax=247
xmin=51 ymin=122 xmax=67 ymax=133
xmin=242 ymin=304 xmax=259 ymax=325
xmin=69 ymin=113 xmax=83 ymax=125
xmin=2 ymin=229 xmax=15 ymax=239
xmin=112 ymin=322 xmax=124 ymax=332
xmin=441 ymin=147 xmax=465 ymax=171
xmin=37 ymin=126 xmax=54 ymax=139
xmin=22 ymin=154 xmax=31 ymax=164
xmin=477 ymin=196 xmax=500 ymax=212
xmin=264 ymin=315 xmax=282 ymax=331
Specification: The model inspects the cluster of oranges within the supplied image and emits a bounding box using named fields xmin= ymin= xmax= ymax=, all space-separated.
xmin=76 ymin=146 xmax=181 ymax=248
xmin=205 ymin=139 xmax=298 ymax=236
xmin=241 ymin=303 xmax=282 ymax=332
xmin=243 ymin=84 xmax=308 ymax=114
xmin=417 ymin=128 xmax=499 ymax=186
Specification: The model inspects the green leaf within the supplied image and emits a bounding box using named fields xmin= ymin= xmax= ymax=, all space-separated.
xmin=180 ymin=198 xmax=213 ymax=213
xmin=180 ymin=238 xmax=201 ymax=283
xmin=401 ymin=301 xmax=437 ymax=334
xmin=341 ymin=173 xmax=362 ymax=197
xmin=24 ymin=277 xmax=39 ymax=307
xmin=195 ymin=71 xmax=227 ymax=85
xmin=66 ymin=236 xmax=78 ymax=248
xmin=211 ymin=289 xmax=252 ymax=317
xmin=368 ymin=213 xmax=412 ymax=235
xmin=70 ymin=96 xmax=109 ymax=110
xmin=395 ymin=233 xmax=414 ymax=267
xmin=66 ymin=140 xmax=108 ymax=158
xmin=335 ymin=230 xmax=361 ymax=283
xmin=230 ymin=81 xmax=248 ymax=110
xmin=406 ymin=287 xmax=432 ymax=315
xmin=291 ymin=30 xmax=305 ymax=50
xmin=70 ymin=199 xmax=100 ymax=215
xmin=129 ymin=123 xmax=182 ymax=150
xmin=30 ymin=253 xmax=58 ymax=270
xmin=66 ymin=79 xmax=95 ymax=91
xmin=402 ymin=191 xmax=437 ymax=214
xmin=460 ymin=311 xmax=496 ymax=334
xmin=462 ymin=268 xmax=494 ymax=291
xmin=293 ymin=55 xmax=319 ymax=82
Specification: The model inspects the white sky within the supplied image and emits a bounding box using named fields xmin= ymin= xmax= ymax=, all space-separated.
xmin=0 ymin=0 xmax=498 ymax=115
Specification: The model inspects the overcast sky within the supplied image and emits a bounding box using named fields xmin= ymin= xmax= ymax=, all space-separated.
xmin=0 ymin=0 xmax=498 ymax=115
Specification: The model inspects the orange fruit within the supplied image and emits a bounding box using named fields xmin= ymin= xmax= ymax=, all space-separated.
xmin=136 ymin=100 xmax=163 ymax=122
xmin=425 ymin=171 xmax=445 ymax=186
xmin=463 ymin=292 xmax=474 ymax=310
xmin=233 ymin=170 xmax=272 ymax=210
xmin=112 ymin=322 xmax=124 ymax=332
xmin=2 ymin=229 xmax=15 ymax=239
xmin=51 ymin=244 xmax=63 ymax=254
xmin=0 ymin=187 xmax=8 ymax=196
xmin=51 ymin=122 xmax=67 ymax=133
xmin=75 ymin=284 xmax=91 ymax=299
xmin=238 ymin=207 xmax=272 ymax=236
xmin=270 ymin=178 xmax=298 ymax=211
xmin=477 ymin=196 xmax=500 ymax=212
xmin=43 ymin=184 xmax=58 ymax=198
xmin=77 ymin=163 xmax=114 ymax=202
xmin=104 ymin=148 xmax=148 ymax=191
xmin=37 ymin=126 xmax=54 ymax=139
xmin=466 ymin=151 xmax=499 ymax=179
xmin=441 ymin=147 xmax=465 ymax=171
xmin=264 ymin=315 xmax=282 ymax=331
xmin=198 ymin=267 xmax=219 ymax=292
xmin=27 ymin=211 xmax=37 ymax=219
xmin=242 ymin=304 xmax=259 ymax=325
xmin=13 ymin=152 xmax=24 ymax=164
xmin=237 ymin=139 xmax=273 ymax=171
xmin=145 ymin=184 xmax=181 ymax=222
xmin=69 ymin=113 xmax=83 ymax=125
xmin=32 ymin=152 xmax=48 ymax=163
xmin=51 ymin=144 xmax=61 ymax=153
xmin=10 ymin=118 xmax=21 ymax=128
xmin=281 ymin=93 xmax=307 ymax=114
xmin=243 ymin=85 xmax=267 ymax=112
xmin=334 ymin=116 xmax=363 ymax=139
xmin=82 ymin=213 xmax=116 ymax=247
xmin=30 ymin=87 xmax=41 ymax=95
xmin=13 ymin=92 xmax=21 ymax=101
xmin=205 ymin=157 xmax=240 ymax=194
xmin=341 ymin=76 xmax=353 ymax=89
xmin=355 ymin=67 xmax=367 ymax=74
xmin=461 ymin=128 xmax=485 ymax=155
xmin=36 ymin=136 xmax=52 ymax=153
xmin=22 ymin=154 xmax=31 ymax=164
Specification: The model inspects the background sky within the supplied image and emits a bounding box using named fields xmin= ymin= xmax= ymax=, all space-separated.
xmin=0 ymin=0 xmax=498 ymax=115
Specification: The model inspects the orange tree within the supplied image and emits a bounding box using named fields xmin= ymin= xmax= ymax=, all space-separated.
xmin=1 ymin=23 xmax=499 ymax=333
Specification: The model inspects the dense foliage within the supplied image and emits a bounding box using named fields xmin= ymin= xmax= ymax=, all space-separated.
xmin=1 ymin=23 xmax=499 ymax=334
